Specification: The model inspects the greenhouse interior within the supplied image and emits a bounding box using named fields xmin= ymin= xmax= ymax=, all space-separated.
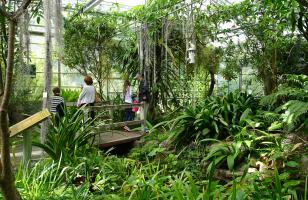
xmin=0 ymin=0 xmax=307 ymax=199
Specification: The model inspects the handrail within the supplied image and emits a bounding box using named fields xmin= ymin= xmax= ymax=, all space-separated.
xmin=9 ymin=109 xmax=51 ymax=171
xmin=66 ymin=102 xmax=144 ymax=110
xmin=66 ymin=101 xmax=146 ymax=132
xmin=90 ymin=103 xmax=144 ymax=110
xmin=9 ymin=109 xmax=51 ymax=137
xmin=94 ymin=120 xmax=144 ymax=130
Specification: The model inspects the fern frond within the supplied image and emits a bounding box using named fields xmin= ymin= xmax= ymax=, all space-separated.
xmin=261 ymin=74 xmax=308 ymax=108
xmin=256 ymin=111 xmax=281 ymax=124
xmin=282 ymin=74 xmax=308 ymax=88
xmin=281 ymin=100 xmax=308 ymax=131
xmin=260 ymin=87 xmax=307 ymax=107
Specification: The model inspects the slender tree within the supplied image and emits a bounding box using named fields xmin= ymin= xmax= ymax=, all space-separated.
xmin=0 ymin=1 xmax=32 ymax=199
xmin=52 ymin=0 xmax=64 ymax=88
xmin=41 ymin=0 xmax=52 ymax=143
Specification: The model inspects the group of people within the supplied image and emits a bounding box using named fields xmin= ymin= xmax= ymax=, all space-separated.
xmin=50 ymin=75 xmax=96 ymax=120
xmin=122 ymin=73 xmax=149 ymax=131
xmin=50 ymin=73 xmax=149 ymax=131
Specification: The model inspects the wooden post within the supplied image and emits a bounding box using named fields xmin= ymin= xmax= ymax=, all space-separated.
xmin=140 ymin=102 xmax=146 ymax=132
xmin=239 ymin=65 xmax=243 ymax=92
xmin=22 ymin=131 xmax=31 ymax=171
xmin=144 ymin=103 xmax=146 ymax=130
xmin=19 ymin=11 xmax=32 ymax=172
xmin=58 ymin=59 xmax=61 ymax=88
xmin=109 ymin=107 xmax=114 ymax=135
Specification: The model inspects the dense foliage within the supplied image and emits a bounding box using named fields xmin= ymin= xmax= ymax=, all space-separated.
xmin=1 ymin=0 xmax=307 ymax=199
xmin=3 ymin=88 xmax=306 ymax=199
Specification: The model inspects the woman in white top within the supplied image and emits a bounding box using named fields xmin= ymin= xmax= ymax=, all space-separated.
xmin=123 ymin=80 xmax=133 ymax=131
xmin=77 ymin=75 xmax=96 ymax=119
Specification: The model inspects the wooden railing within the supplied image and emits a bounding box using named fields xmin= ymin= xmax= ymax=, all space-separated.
xmin=8 ymin=109 xmax=51 ymax=170
xmin=66 ymin=102 xmax=146 ymax=131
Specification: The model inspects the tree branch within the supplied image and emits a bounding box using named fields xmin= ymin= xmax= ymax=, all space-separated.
xmin=0 ymin=4 xmax=11 ymax=18
xmin=12 ymin=0 xmax=32 ymax=20
xmin=0 ymin=20 xmax=15 ymax=110
xmin=296 ymin=0 xmax=308 ymax=8
xmin=297 ymin=11 xmax=308 ymax=41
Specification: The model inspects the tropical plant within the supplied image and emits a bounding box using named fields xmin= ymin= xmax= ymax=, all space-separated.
xmin=156 ymin=91 xmax=257 ymax=148
xmin=33 ymin=107 xmax=96 ymax=163
xmin=203 ymin=140 xmax=247 ymax=173
xmin=61 ymin=89 xmax=80 ymax=102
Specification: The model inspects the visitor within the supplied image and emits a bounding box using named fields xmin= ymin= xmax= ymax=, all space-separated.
xmin=77 ymin=75 xmax=96 ymax=119
xmin=50 ymin=87 xmax=65 ymax=124
xmin=123 ymin=80 xmax=133 ymax=132
xmin=132 ymin=94 xmax=139 ymax=115
xmin=135 ymin=72 xmax=149 ymax=132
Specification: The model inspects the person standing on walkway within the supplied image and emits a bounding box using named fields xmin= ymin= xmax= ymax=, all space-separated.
xmin=123 ymin=80 xmax=133 ymax=131
xmin=77 ymin=75 xmax=96 ymax=119
xmin=135 ymin=73 xmax=149 ymax=131
xmin=50 ymin=87 xmax=65 ymax=124
xmin=51 ymin=87 xmax=65 ymax=114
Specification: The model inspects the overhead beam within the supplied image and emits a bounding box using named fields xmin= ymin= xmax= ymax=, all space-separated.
xmin=71 ymin=0 xmax=104 ymax=20
xmin=83 ymin=0 xmax=104 ymax=12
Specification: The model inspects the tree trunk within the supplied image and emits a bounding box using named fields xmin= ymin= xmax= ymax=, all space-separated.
xmin=57 ymin=59 xmax=61 ymax=88
xmin=263 ymin=69 xmax=277 ymax=95
xmin=263 ymin=74 xmax=276 ymax=95
xmin=52 ymin=0 xmax=63 ymax=89
xmin=263 ymin=49 xmax=278 ymax=95
xmin=97 ymin=80 xmax=103 ymax=100
xmin=148 ymin=31 xmax=162 ymax=122
xmin=0 ymin=16 xmax=7 ymax=98
xmin=0 ymin=1 xmax=32 ymax=198
xmin=207 ymin=71 xmax=215 ymax=96
xmin=0 ymin=20 xmax=22 ymax=200
xmin=297 ymin=10 xmax=308 ymax=41
xmin=0 ymin=63 xmax=3 ymax=96
xmin=296 ymin=0 xmax=308 ymax=9
xmin=0 ymin=16 xmax=8 ymax=71
xmin=41 ymin=0 xmax=53 ymax=143
xmin=227 ymin=81 xmax=230 ymax=93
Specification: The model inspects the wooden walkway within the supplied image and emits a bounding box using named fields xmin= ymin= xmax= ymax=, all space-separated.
xmin=95 ymin=131 xmax=143 ymax=148
xmin=81 ymin=102 xmax=146 ymax=148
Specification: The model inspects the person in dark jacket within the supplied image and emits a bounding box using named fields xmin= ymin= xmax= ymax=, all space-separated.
xmin=135 ymin=73 xmax=149 ymax=103
xmin=135 ymin=73 xmax=149 ymax=132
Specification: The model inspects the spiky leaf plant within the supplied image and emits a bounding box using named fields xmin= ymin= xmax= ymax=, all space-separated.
xmin=33 ymin=107 xmax=96 ymax=163
xmin=160 ymin=91 xmax=258 ymax=148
